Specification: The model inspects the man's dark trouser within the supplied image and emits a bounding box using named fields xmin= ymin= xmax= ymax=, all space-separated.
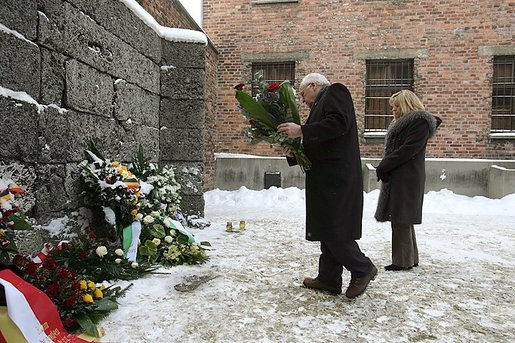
xmin=317 ymin=240 xmax=373 ymax=289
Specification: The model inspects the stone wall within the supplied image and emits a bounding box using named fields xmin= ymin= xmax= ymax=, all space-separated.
xmin=203 ymin=0 xmax=515 ymax=160
xmin=0 ymin=0 xmax=213 ymax=228
xmin=140 ymin=0 xmax=219 ymax=191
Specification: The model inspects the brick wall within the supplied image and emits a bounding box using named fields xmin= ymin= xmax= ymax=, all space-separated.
xmin=203 ymin=0 xmax=515 ymax=159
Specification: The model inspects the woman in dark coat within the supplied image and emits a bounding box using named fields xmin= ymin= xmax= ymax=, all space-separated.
xmin=278 ymin=73 xmax=376 ymax=298
xmin=375 ymin=90 xmax=442 ymax=271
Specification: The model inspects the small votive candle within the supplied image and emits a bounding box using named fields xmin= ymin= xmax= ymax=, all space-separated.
xmin=239 ymin=220 xmax=246 ymax=231
xmin=225 ymin=222 xmax=233 ymax=232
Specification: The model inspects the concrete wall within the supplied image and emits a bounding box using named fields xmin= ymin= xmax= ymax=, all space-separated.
xmin=488 ymin=165 xmax=515 ymax=199
xmin=215 ymin=156 xmax=515 ymax=198
xmin=0 ymin=0 xmax=208 ymax=223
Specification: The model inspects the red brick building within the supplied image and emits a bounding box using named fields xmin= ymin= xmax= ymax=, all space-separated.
xmin=203 ymin=0 xmax=515 ymax=160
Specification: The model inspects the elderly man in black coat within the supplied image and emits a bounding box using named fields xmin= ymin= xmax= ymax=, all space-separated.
xmin=278 ymin=73 xmax=377 ymax=298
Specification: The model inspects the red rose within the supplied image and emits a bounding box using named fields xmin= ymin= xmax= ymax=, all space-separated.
xmin=56 ymin=268 xmax=71 ymax=280
xmin=63 ymin=317 xmax=78 ymax=329
xmin=234 ymin=83 xmax=245 ymax=91
xmin=88 ymin=232 xmax=97 ymax=239
xmin=43 ymin=259 xmax=58 ymax=269
xmin=24 ymin=261 xmax=39 ymax=275
xmin=267 ymin=83 xmax=281 ymax=92
xmin=80 ymin=250 xmax=89 ymax=258
xmin=12 ymin=254 xmax=29 ymax=267
xmin=71 ymin=280 xmax=81 ymax=290
xmin=46 ymin=282 xmax=60 ymax=299
xmin=2 ymin=209 xmax=17 ymax=218
xmin=63 ymin=296 xmax=77 ymax=308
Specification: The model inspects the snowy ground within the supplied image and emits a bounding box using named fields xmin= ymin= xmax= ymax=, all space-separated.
xmin=99 ymin=188 xmax=515 ymax=343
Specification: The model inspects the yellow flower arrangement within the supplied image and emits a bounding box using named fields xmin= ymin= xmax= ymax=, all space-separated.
xmin=83 ymin=294 xmax=94 ymax=303
xmin=93 ymin=288 xmax=103 ymax=299
xmin=80 ymin=280 xmax=87 ymax=291
xmin=87 ymin=281 xmax=96 ymax=290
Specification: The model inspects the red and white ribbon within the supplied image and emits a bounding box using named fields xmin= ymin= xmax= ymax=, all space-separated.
xmin=32 ymin=243 xmax=54 ymax=264
xmin=0 ymin=270 xmax=89 ymax=343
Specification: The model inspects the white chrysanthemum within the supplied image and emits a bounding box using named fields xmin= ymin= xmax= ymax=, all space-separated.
xmin=143 ymin=215 xmax=154 ymax=224
xmin=131 ymin=262 xmax=139 ymax=268
xmin=164 ymin=235 xmax=173 ymax=243
xmin=95 ymin=246 xmax=108 ymax=257
xmin=163 ymin=218 xmax=172 ymax=228
xmin=152 ymin=238 xmax=161 ymax=246
xmin=115 ymin=249 xmax=124 ymax=256
xmin=115 ymin=258 xmax=122 ymax=264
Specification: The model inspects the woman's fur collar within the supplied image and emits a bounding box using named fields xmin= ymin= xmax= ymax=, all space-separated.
xmin=386 ymin=111 xmax=438 ymax=142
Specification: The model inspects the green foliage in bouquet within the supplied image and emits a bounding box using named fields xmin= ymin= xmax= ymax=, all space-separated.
xmin=0 ymin=179 xmax=32 ymax=264
xmin=79 ymin=142 xmax=143 ymax=240
xmin=78 ymin=143 xmax=210 ymax=269
xmin=138 ymin=212 xmax=210 ymax=266
xmin=49 ymin=233 xmax=157 ymax=281
xmin=235 ymin=73 xmax=312 ymax=171
xmin=12 ymin=254 xmax=129 ymax=338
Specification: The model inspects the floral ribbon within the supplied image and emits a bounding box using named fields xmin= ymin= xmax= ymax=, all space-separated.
xmin=122 ymin=221 xmax=142 ymax=261
xmin=0 ymin=270 xmax=90 ymax=343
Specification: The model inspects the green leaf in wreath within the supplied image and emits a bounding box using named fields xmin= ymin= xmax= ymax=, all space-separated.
xmin=94 ymin=298 xmax=119 ymax=312
xmin=7 ymin=212 xmax=32 ymax=230
xmin=149 ymin=224 xmax=165 ymax=238
xmin=138 ymin=240 xmax=158 ymax=257
xmin=75 ymin=313 xmax=101 ymax=338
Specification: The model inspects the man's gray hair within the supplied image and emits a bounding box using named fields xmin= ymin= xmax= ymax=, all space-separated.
xmin=300 ymin=73 xmax=330 ymax=88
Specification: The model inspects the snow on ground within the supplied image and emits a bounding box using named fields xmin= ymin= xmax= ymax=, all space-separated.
xmin=100 ymin=188 xmax=515 ymax=342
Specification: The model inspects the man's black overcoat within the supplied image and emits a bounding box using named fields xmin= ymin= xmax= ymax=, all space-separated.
xmin=293 ymin=83 xmax=363 ymax=241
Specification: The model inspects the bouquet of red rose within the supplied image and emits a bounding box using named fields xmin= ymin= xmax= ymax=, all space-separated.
xmin=234 ymin=74 xmax=311 ymax=171
xmin=11 ymin=254 xmax=126 ymax=337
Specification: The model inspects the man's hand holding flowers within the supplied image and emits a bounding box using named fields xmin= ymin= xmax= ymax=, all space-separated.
xmin=277 ymin=122 xmax=302 ymax=138
xmin=234 ymin=73 xmax=312 ymax=171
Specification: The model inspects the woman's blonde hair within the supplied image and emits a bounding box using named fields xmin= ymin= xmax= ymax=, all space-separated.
xmin=389 ymin=90 xmax=425 ymax=117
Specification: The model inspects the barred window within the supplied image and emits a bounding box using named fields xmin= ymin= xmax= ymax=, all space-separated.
xmin=365 ymin=59 xmax=414 ymax=131
xmin=251 ymin=62 xmax=295 ymax=95
xmin=492 ymin=56 xmax=515 ymax=132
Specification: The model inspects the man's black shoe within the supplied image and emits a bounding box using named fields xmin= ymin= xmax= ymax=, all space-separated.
xmin=303 ymin=277 xmax=342 ymax=295
xmin=345 ymin=265 xmax=377 ymax=298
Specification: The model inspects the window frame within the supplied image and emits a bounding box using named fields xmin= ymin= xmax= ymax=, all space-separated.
xmin=250 ymin=61 xmax=296 ymax=96
xmin=364 ymin=59 xmax=415 ymax=134
xmin=491 ymin=55 xmax=515 ymax=136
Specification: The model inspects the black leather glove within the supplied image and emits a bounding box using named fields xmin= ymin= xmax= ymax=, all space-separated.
xmin=376 ymin=165 xmax=391 ymax=183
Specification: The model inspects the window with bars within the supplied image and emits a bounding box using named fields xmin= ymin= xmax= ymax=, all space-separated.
xmin=365 ymin=59 xmax=414 ymax=131
xmin=251 ymin=62 xmax=295 ymax=95
xmin=492 ymin=56 xmax=515 ymax=133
